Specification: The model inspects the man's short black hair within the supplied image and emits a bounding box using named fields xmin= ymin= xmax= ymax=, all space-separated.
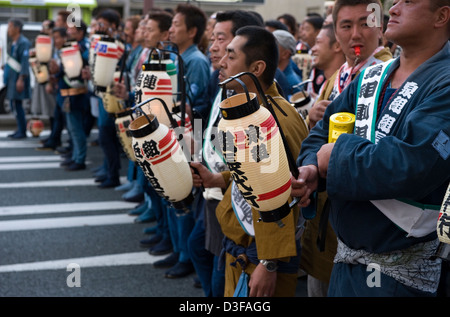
xmin=96 ymin=8 xmax=121 ymax=29
xmin=235 ymin=26 xmax=279 ymax=87
xmin=215 ymin=10 xmax=264 ymax=36
xmin=9 ymin=19 xmax=23 ymax=32
xmin=175 ymin=3 xmax=207 ymax=45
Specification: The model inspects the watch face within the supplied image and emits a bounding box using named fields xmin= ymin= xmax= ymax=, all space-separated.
xmin=267 ymin=262 xmax=276 ymax=271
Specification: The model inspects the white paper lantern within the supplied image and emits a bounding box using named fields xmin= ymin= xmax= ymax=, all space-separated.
xmin=35 ymin=34 xmax=52 ymax=63
xmin=218 ymin=92 xmax=292 ymax=212
xmin=134 ymin=62 xmax=174 ymax=127
xmin=93 ymin=37 xmax=119 ymax=92
xmin=115 ymin=107 xmax=136 ymax=162
xmin=60 ymin=41 xmax=83 ymax=79
xmin=129 ymin=112 xmax=194 ymax=209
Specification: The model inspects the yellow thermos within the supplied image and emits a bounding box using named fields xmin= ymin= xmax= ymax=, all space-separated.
xmin=328 ymin=112 xmax=355 ymax=143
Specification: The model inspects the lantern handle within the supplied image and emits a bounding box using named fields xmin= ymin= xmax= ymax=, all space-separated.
xmin=218 ymin=72 xmax=299 ymax=179
xmin=156 ymin=41 xmax=187 ymax=128
xmin=131 ymin=97 xmax=178 ymax=129
xmin=146 ymin=47 xmax=164 ymax=65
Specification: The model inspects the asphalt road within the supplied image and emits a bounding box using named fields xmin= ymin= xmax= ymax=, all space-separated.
xmin=0 ymin=124 xmax=206 ymax=297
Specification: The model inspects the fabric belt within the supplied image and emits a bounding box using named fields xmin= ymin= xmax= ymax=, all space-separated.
xmin=60 ymin=87 xmax=88 ymax=97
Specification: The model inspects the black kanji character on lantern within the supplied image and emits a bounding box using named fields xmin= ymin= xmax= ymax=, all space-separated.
xmin=250 ymin=143 xmax=270 ymax=163
xmin=133 ymin=142 xmax=143 ymax=159
xmin=142 ymin=140 xmax=160 ymax=158
xmin=143 ymin=74 xmax=157 ymax=90
xmin=245 ymin=125 xmax=263 ymax=145
xmin=241 ymin=191 xmax=260 ymax=209
xmin=135 ymin=89 xmax=143 ymax=104
xmin=220 ymin=130 xmax=237 ymax=162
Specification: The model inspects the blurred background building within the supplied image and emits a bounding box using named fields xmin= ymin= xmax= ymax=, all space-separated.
xmin=0 ymin=0 xmax=336 ymax=24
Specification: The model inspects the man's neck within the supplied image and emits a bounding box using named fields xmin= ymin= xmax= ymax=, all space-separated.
xmin=177 ymin=40 xmax=194 ymax=55
xmin=392 ymin=40 xmax=446 ymax=88
xmin=324 ymin=56 xmax=346 ymax=79
xmin=11 ymin=33 xmax=20 ymax=43
xmin=278 ymin=59 xmax=289 ymax=72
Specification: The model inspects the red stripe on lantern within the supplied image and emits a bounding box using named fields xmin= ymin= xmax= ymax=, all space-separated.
xmin=151 ymin=141 xmax=180 ymax=165
xmin=257 ymin=179 xmax=292 ymax=201
xmin=158 ymin=79 xmax=172 ymax=85
xmin=158 ymin=130 xmax=173 ymax=148
xmin=143 ymin=92 xmax=173 ymax=96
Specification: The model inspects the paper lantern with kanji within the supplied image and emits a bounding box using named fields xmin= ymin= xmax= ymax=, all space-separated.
xmin=115 ymin=107 xmax=136 ymax=162
xmin=35 ymin=34 xmax=52 ymax=63
xmin=93 ymin=37 xmax=119 ymax=92
xmin=150 ymin=51 xmax=178 ymax=97
xmin=217 ymin=92 xmax=291 ymax=212
xmin=129 ymin=112 xmax=193 ymax=209
xmin=134 ymin=62 xmax=174 ymax=127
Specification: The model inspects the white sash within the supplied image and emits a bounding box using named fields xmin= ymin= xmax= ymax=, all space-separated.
xmin=6 ymin=54 xmax=22 ymax=73
xmin=355 ymin=61 xmax=440 ymax=238
xmin=202 ymin=89 xmax=228 ymax=201
xmin=231 ymin=181 xmax=254 ymax=237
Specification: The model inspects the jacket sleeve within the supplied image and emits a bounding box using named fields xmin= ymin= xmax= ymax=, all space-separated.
xmin=327 ymin=78 xmax=450 ymax=202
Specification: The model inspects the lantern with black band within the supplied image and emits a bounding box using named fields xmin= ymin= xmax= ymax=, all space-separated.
xmin=128 ymin=97 xmax=194 ymax=211
xmin=217 ymin=72 xmax=301 ymax=226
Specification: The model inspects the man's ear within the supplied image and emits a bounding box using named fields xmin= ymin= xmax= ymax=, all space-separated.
xmin=250 ymin=60 xmax=266 ymax=78
xmin=187 ymin=26 xmax=198 ymax=41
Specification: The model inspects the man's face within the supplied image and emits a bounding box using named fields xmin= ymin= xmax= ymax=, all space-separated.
xmin=7 ymin=22 xmax=17 ymax=39
xmin=123 ymin=20 xmax=135 ymax=44
xmin=53 ymin=32 xmax=66 ymax=50
xmin=209 ymin=20 xmax=234 ymax=70
xmin=335 ymin=4 xmax=382 ymax=63
xmin=384 ymin=0 xmax=435 ymax=46
xmin=67 ymin=26 xmax=81 ymax=41
xmin=144 ymin=19 xmax=168 ymax=48
xmin=169 ymin=13 xmax=190 ymax=47
xmin=55 ymin=15 xmax=66 ymax=28
xmin=311 ymin=28 xmax=334 ymax=70
xmin=134 ymin=20 xmax=146 ymax=44
xmin=299 ymin=21 xmax=318 ymax=47
xmin=218 ymin=35 xmax=249 ymax=90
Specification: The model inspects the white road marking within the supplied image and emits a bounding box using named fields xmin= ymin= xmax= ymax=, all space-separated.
xmin=0 ymin=156 xmax=62 ymax=163
xmin=0 ymin=201 xmax=137 ymax=216
xmin=0 ymin=252 xmax=164 ymax=273
xmin=0 ymin=214 xmax=136 ymax=232
xmin=0 ymin=176 xmax=127 ymax=188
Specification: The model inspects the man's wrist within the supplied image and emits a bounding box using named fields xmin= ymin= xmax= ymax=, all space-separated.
xmin=259 ymin=259 xmax=278 ymax=272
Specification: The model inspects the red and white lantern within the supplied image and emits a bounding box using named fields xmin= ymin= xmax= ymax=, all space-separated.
xmin=35 ymin=34 xmax=52 ymax=63
xmin=115 ymin=107 xmax=136 ymax=162
xmin=93 ymin=37 xmax=119 ymax=92
xmin=61 ymin=41 xmax=83 ymax=79
xmin=129 ymin=112 xmax=193 ymax=208
xmin=134 ymin=62 xmax=174 ymax=127
xmin=217 ymin=92 xmax=291 ymax=213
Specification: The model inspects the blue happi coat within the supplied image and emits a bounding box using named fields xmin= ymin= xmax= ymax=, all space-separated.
xmin=3 ymin=34 xmax=31 ymax=100
xmin=297 ymin=42 xmax=450 ymax=254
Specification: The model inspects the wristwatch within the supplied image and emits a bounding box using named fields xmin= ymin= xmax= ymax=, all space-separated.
xmin=260 ymin=260 xmax=278 ymax=272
